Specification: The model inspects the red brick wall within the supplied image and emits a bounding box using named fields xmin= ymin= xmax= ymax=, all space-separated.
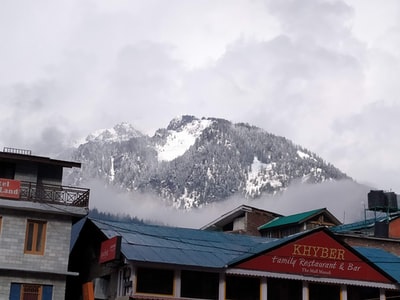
xmin=245 ymin=211 xmax=277 ymax=237
xmin=389 ymin=218 xmax=400 ymax=239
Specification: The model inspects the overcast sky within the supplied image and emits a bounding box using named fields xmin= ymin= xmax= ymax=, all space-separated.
xmin=2 ymin=0 xmax=400 ymax=195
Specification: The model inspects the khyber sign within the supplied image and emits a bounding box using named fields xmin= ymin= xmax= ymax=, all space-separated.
xmin=235 ymin=230 xmax=390 ymax=283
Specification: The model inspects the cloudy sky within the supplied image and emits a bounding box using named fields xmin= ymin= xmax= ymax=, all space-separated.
xmin=2 ymin=0 xmax=400 ymax=195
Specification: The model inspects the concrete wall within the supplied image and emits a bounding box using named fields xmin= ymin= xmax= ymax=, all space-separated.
xmin=0 ymin=274 xmax=66 ymax=300
xmin=0 ymin=210 xmax=71 ymax=273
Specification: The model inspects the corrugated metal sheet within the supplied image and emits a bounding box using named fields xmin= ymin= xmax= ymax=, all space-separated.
xmin=354 ymin=246 xmax=400 ymax=282
xmin=228 ymin=231 xmax=304 ymax=265
xmin=227 ymin=268 xmax=398 ymax=290
xmin=258 ymin=208 xmax=324 ymax=230
xmin=330 ymin=217 xmax=386 ymax=233
xmin=91 ymin=218 xmax=269 ymax=268
xmin=79 ymin=218 xmax=400 ymax=284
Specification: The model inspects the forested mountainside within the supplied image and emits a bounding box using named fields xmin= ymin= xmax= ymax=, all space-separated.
xmin=66 ymin=115 xmax=349 ymax=209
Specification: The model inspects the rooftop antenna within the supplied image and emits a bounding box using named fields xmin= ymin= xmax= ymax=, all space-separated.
xmin=361 ymin=201 xmax=366 ymax=224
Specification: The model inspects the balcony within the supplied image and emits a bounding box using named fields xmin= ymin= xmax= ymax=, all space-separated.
xmin=16 ymin=181 xmax=90 ymax=208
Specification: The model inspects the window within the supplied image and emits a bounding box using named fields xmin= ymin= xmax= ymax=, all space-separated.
xmin=181 ymin=270 xmax=219 ymax=299
xmin=22 ymin=284 xmax=42 ymax=300
xmin=0 ymin=162 xmax=15 ymax=179
xmin=9 ymin=283 xmax=53 ymax=300
xmin=136 ymin=267 xmax=174 ymax=295
xmin=226 ymin=275 xmax=260 ymax=300
xmin=24 ymin=220 xmax=47 ymax=255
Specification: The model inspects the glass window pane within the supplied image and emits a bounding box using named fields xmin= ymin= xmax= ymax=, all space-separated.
xmin=26 ymin=223 xmax=34 ymax=251
xmin=25 ymin=220 xmax=46 ymax=254
xmin=35 ymin=223 xmax=44 ymax=252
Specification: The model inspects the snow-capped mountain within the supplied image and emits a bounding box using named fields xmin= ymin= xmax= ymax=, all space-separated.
xmin=86 ymin=122 xmax=143 ymax=143
xmin=66 ymin=116 xmax=349 ymax=209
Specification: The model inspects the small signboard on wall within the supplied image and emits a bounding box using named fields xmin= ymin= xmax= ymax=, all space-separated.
xmin=99 ymin=236 xmax=121 ymax=264
xmin=0 ymin=178 xmax=20 ymax=199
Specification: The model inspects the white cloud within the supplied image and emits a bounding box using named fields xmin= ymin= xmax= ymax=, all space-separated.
xmin=88 ymin=178 xmax=370 ymax=228
xmin=1 ymin=0 xmax=400 ymax=195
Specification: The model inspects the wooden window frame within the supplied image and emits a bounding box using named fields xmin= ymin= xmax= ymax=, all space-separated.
xmin=21 ymin=283 xmax=42 ymax=300
xmin=24 ymin=220 xmax=47 ymax=255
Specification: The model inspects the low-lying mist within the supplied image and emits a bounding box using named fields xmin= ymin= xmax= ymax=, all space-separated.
xmin=87 ymin=179 xmax=372 ymax=229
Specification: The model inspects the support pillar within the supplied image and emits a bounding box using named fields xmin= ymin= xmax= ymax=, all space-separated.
xmin=260 ymin=278 xmax=267 ymax=300
xmin=380 ymin=288 xmax=386 ymax=300
xmin=340 ymin=285 xmax=347 ymax=300
xmin=302 ymin=281 xmax=309 ymax=300
xmin=174 ymin=270 xmax=181 ymax=298
xmin=218 ymin=273 xmax=225 ymax=300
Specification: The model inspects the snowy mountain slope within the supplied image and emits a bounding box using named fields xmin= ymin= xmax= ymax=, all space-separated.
xmin=155 ymin=116 xmax=213 ymax=161
xmin=67 ymin=116 xmax=350 ymax=209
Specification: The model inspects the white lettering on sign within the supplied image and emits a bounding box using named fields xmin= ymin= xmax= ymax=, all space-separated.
xmin=272 ymin=255 xmax=297 ymax=268
xmin=0 ymin=186 xmax=20 ymax=195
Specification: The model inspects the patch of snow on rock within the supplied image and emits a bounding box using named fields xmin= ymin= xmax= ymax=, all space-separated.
xmin=157 ymin=119 xmax=213 ymax=161
xmin=297 ymin=150 xmax=310 ymax=159
xmin=245 ymin=156 xmax=282 ymax=197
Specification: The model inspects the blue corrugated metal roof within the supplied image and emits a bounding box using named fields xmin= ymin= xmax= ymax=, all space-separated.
xmin=71 ymin=218 xmax=400 ymax=284
xmin=354 ymin=246 xmax=400 ymax=282
xmin=70 ymin=217 xmax=87 ymax=251
xmin=330 ymin=216 xmax=387 ymax=233
xmin=228 ymin=230 xmax=310 ymax=266
xmin=90 ymin=218 xmax=271 ymax=268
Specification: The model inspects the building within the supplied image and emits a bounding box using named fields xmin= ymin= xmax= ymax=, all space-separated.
xmin=201 ymin=205 xmax=281 ymax=236
xmin=0 ymin=147 xmax=89 ymax=300
xmin=69 ymin=217 xmax=400 ymax=300
xmin=258 ymin=208 xmax=342 ymax=238
xmin=331 ymin=190 xmax=400 ymax=256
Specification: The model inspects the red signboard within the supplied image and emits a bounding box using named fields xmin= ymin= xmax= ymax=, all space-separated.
xmin=99 ymin=236 xmax=121 ymax=264
xmin=236 ymin=230 xmax=390 ymax=283
xmin=0 ymin=178 xmax=21 ymax=199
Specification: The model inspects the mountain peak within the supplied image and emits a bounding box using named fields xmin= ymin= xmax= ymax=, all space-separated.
xmin=68 ymin=116 xmax=350 ymax=209
xmin=167 ymin=115 xmax=198 ymax=131
xmin=86 ymin=122 xmax=143 ymax=143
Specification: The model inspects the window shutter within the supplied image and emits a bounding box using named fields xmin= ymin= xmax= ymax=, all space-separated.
xmin=9 ymin=283 xmax=21 ymax=300
xmin=42 ymin=285 xmax=53 ymax=300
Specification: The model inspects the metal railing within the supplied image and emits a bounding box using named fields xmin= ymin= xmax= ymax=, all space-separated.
xmin=18 ymin=181 xmax=90 ymax=208
xmin=3 ymin=147 xmax=32 ymax=155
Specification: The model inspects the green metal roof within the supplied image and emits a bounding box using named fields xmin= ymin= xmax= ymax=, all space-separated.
xmin=258 ymin=208 xmax=325 ymax=230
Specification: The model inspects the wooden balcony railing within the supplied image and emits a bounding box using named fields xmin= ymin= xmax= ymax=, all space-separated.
xmin=18 ymin=181 xmax=90 ymax=208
